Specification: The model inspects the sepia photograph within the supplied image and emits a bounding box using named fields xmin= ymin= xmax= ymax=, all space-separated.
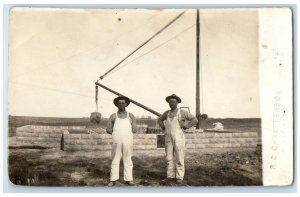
xmin=6 ymin=7 xmax=293 ymax=187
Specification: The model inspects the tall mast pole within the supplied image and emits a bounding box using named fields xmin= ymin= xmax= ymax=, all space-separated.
xmin=196 ymin=9 xmax=201 ymax=129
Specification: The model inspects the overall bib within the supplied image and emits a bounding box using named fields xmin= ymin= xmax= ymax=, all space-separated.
xmin=110 ymin=112 xmax=133 ymax=182
xmin=165 ymin=110 xmax=185 ymax=180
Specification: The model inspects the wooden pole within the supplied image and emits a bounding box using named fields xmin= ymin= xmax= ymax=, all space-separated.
xmin=196 ymin=9 xmax=201 ymax=129
xmin=95 ymin=82 xmax=162 ymax=117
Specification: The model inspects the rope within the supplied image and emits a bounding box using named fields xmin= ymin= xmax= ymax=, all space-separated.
xmin=95 ymin=85 xmax=98 ymax=112
xmin=106 ymin=24 xmax=195 ymax=77
xmin=98 ymin=11 xmax=186 ymax=80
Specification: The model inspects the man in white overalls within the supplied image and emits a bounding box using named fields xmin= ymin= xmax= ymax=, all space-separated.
xmin=158 ymin=94 xmax=198 ymax=184
xmin=106 ymin=96 xmax=136 ymax=186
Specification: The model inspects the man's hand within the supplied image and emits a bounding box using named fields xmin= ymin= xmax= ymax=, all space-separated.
xmin=182 ymin=125 xmax=188 ymax=130
xmin=106 ymin=130 xmax=113 ymax=135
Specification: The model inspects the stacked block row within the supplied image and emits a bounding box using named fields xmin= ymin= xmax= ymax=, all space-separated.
xmin=14 ymin=126 xmax=260 ymax=150
xmin=63 ymin=134 xmax=157 ymax=151
xmin=15 ymin=125 xmax=63 ymax=148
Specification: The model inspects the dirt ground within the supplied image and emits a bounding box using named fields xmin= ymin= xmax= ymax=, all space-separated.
xmin=8 ymin=147 xmax=262 ymax=187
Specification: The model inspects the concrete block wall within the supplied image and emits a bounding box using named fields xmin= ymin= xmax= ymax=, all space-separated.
xmin=63 ymin=132 xmax=260 ymax=151
xmin=15 ymin=125 xmax=84 ymax=148
xmin=184 ymin=132 xmax=260 ymax=149
xmin=14 ymin=126 xmax=261 ymax=150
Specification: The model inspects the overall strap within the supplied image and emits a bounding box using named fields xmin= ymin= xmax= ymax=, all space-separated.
xmin=167 ymin=110 xmax=170 ymax=117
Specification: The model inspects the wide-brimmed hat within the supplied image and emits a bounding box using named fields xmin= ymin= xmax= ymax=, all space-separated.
xmin=165 ymin=94 xmax=182 ymax=103
xmin=113 ymin=96 xmax=130 ymax=107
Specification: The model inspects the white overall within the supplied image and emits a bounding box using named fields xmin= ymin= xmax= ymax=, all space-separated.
xmin=165 ymin=110 xmax=185 ymax=180
xmin=110 ymin=112 xmax=133 ymax=182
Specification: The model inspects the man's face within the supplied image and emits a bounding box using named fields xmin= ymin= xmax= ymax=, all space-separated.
xmin=168 ymin=99 xmax=178 ymax=110
xmin=117 ymin=99 xmax=127 ymax=111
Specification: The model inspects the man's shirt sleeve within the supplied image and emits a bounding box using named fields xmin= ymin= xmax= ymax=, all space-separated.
xmin=181 ymin=110 xmax=198 ymax=129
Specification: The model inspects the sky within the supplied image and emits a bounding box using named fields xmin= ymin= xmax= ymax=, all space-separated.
xmin=8 ymin=8 xmax=260 ymax=118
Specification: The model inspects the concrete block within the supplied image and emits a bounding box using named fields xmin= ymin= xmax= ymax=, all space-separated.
xmin=96 ymin=139 xmax=111 ymax=145
xmin=133 ymin=134 xmax=143 ymax=139
xmin=133 ymin=139 xmax=156 ymax=145
xmin=223 ymin=143 xmax=241 ymax=148
xmin=229 ymin=138 xmax=246 ymax=143
xmin=185 ymin=139 xmax=193 ymax=144
xmin=63 ymin=130 xmax=69 ymax=134
xmin=185 ymin=134 xmax=205 ymax=139
xmin=81 ymin=134 xmax=92 ymax=139
xmin=75 ymin=140 xmax=89 ymax=145
xmin=91 ymin=145 xmax=102 ymax=150
xmin=195 ymin=144 xmax=206 ymax=149
xmin=249 ymin=132 xmax=258 ymax=137
xmin=34 ymin=137 xmax=49 ymax=142
xmin=65 ymin=140 xmax=76 ymax=145
xmin=29 ymin=129 xmax=40 ymax=133
xmin=15 ymin=141 xmax=34 ymax=146
xmin=77 ymin=140 xmax=97 ymax=145
xmin=32 ymin=129 xmax=48 ymax=134
xmin=31 ymin=141 xmax=46 ymax=146
xmin=81 ymin=145 xmax=95 ymax=150
xmin=99 ymin=134 xmax=112 ymax=139
xmin=49 ymin=133 xmax=62 ymax=138
xmin=240 ymin=143 xmax=257 ymax=147
xmin=16 ymin=136 xmax=31 ymax=141
xmin=63 ymin=134 xmax=71 ymax=139
xmin=192 ymin=139 xmax=210 ymax=144
xmin=16 ymin=129 xmax=34 ymax=135
xmin=103 ymin=145 xmax=112 ymax=150
xmin=186 ymin=144 xmax=195 ymax=149
xmin=240 ymin=133 xmax=252 ymax=138
xmin=204 ymin=133 xmax=215 ymax=138
xmin=245 ymin=138 xmax=258 ymax=143
xmin=134 ymin=134 xmax=156 ymax=139
xmin=63 ymin=138 xmax=72 ymax=142
xmin=209 ymin=138 xmax=230 ymax=143
xmin=68 ymin=134 xmax=82 ymax=139
xmin=38 ymin=133 xmax=50 ymax=138
xmin=211 ymin=133 xmax=224 ymax=138
xmin=211 ymin=133 xmax=233 ymax=138
xmin=205 ymin=144 xmax=224 ymax=148
xmin=65 ymin=145 xmax=82 ymax=151
xmin=134 ymin=145 xmax=156 ymax=150
xmin=223 ymin=133 xmax=233 ymax=138
xmin=48 ymin=138 xmax=61 ymax=142
xmin=232 ymin=133 xmax=242 ymax=138
xmin=184 ymin=134 xmax=193 ymax=139
xmin=93 ymin=145 xmax=104 ymax=150
xmin=89 ymin=140 xmax=98 ymax=145
xmin=53 ymin=130 xmax=64 ymax=134
xmin=20 ymin=133 xmax=39 ymax=137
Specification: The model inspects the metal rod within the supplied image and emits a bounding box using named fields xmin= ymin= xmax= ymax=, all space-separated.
xmin=95 ymin=82 xmax=162 ymax=117
xmin=99 ymin=11 xmax=185 ymax=80
xmin=196 ymin=9 xmax=201 ymax=129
